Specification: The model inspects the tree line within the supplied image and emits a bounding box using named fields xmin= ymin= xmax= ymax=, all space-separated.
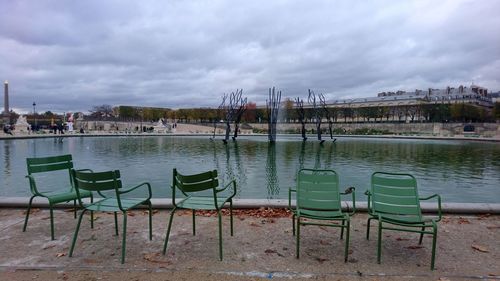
xmin=90 ymin=101 xmax=498 ymax=124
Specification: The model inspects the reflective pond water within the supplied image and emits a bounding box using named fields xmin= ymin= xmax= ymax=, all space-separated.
xmin=1 ymin=136 xmax=499 ymax=203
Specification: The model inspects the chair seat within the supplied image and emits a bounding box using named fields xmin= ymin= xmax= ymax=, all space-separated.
xmin=378 ymin=213 xmax=434 ymax=225
xmin=294 ymin=209 xmax=346 ymax=220
xmin=84 ymin=198 xmax=148 ymax=212
xmin=177 ymin=196 xmax=230 ymax=210
xmin=45 ymin=189 xmax=92 ymax=204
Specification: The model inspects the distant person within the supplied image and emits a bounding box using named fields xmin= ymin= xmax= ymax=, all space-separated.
xmin=58 ymin=123 xmax=64 ymax=134
xmin=3 ymin=126 xmax=13 ymax=135
xmin=80 ymin=128 xmax=84 ymax=134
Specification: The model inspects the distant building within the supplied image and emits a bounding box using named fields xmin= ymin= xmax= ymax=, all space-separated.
xmin=327 ymin=84 xmax=493 ymax=109
xmin=324 ymin=84 xmax=494 ymax=122
xmin=490 ymin=91 xmax=500 ymax=103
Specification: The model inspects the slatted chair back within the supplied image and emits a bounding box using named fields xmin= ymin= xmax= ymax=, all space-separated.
xmin=296 ymin=169 xmax=341 ymax=213
xmin=27 ymin=154 xmax=73 ymax=175
xmin=72 ymin=170 xmax=122 ymax=205
xmin=173 ymin=168 xmax=219 ymax=193
xmin=370 ymin=172 xmax=422 ymax=220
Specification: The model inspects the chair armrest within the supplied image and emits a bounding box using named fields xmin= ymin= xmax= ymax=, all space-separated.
xmin=365 ymin=190 xmax=372 ymax=213
xmin=75 ymin=168 xmax=93 ymax=173
xmin=341 ymin=186 xmax=356 ymax=215
xmin=119 ymin=182 xmax=152 ymax=200
xmin=288 ymin=188 xmax=296 ymax=210
xmin=419 ymin=194 xmax=442 ymax=222
xmin=25 ymin=175 xmax=42 ymax=196
xmin=216 ymin=180 xmax=237 ymax=199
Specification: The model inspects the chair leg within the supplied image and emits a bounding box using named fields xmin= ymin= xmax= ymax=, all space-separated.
xmin=148 ymin=200 xmax=153 ymax=240
xmin=377 ymin=220 xmax=382 ymax=264
xmin=296 ymin=217 xmax=301 ymax=258
xmin=22 ymin=196 xmax=36 ymax=232
xmin=340 ymin=220 xmax=345 ymax=240
xmin=49 ymin=206 xmax=55 ymax=240
xmin=292 ymin=214 xmax=296 ymax=236
xmin=431 ymin=222 xmax=438 ymax=270
xmin=162 ymin=207 xmax=177 ymax=255
xmin=366 ymin=218 xmax=372 ymax=240
xmin=73 ymin=200 xmax=77 ymax=219
xmin=419 ymin=226 xmax=425 ymax=244
xmin=90 ymin=195 xmax=94 ymax=229
xmin=114 ymin=212 xmax=119 ymax=236
xmin=344 ymin=219 xmax=350 ymax=263
xmin=69 ymin=209 xmax=87 ymax=257
xmin=192 ymin=209 xmax=196 ymax=236
xmin=229 ymin=199 xmax=234 ymax=236
xmin=218 ymin=210 xmax=223 ymax=261
xmin=121 ymin=212 xmax=127 ymax=264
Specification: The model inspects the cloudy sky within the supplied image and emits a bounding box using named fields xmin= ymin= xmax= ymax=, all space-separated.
xmin=1 ymin=0 xmax=499 ymax=114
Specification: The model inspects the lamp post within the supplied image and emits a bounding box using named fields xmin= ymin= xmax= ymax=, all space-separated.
xmin=32 ymin=102 xmax=37 ymax=131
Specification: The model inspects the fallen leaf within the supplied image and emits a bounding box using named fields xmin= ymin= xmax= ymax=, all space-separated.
xmin=56 ymin=253 xmax=66 ymax=257
xmin=315 ymin=257 xmax=329 ymax=263
xmin=22 ymin=208 xmax=41 ymax=215
xmin=396 ymin=237 xmax=410 ymax=241
xmin=249 ymin=222 xmax=262 ymax=227
xmin=42 ymin=244 xmax=56 ymax=250
xmin=477 ymin=213 xmax=491 ymax=220
xmin=143 ymin=253 xmax=172 ymax=264
xmin=486 ymin=225 xmax=500 ymax=230
xmin=265 ymin=249 xmax=277 ymax=254
xmin=438 ymin=278 xmax=451 ymax=281
xmin=458 ymin=217 xmax=470 ymax=224
xmin=407 ymin=245 xmax=424 ymax=250
xmin=471 ymin=244 xmax=489 ymax=253
xmin=320 ymin=240 xmax=331 ymax=245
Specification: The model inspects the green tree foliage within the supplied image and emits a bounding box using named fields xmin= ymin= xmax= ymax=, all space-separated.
xmin=494 ymin=102 xmax=500 ymax=120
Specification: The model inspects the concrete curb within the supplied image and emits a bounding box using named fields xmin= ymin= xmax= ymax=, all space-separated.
xmin=1 ymin=197 xmax=499 ymax=214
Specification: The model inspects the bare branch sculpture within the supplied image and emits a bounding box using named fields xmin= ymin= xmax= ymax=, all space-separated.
xmin=266 ymin=87 xmax=281 ymax=143
xmin=319 ymin=93 xmax=334 ymax=140
xmin=295 ymin=97 xmax=307 ymax=141
xmin=308 ymin=89 xmax=324 ymax=143
xmin=212 ymin=95 xmax=227 ymax=140
xmin=232 ymin=89 xmax=247 ymax=140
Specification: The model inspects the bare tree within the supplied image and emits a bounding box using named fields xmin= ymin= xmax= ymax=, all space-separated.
xmin=212 ymin=95 xmax=227 ymax=140
xmin=266 ymin=87 xmax=281 ymax=143
xmin=319 ymin=93 xmax=335 ymax=139
xmin=295 ymin=97 xmax=307 ymax=141
xmin=232 ymin=89 xmax=247 ymax=140
xmin=89 ymin=104 xmax=114 ymax=119
xmin=308 ymin=89 xmax=324 ymax=143
xmin=220 ymin=89 xmax=246 ymax=143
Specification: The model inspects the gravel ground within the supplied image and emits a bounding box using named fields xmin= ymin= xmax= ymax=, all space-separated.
xmin=1 ymin=208 xmax=499 ymax=281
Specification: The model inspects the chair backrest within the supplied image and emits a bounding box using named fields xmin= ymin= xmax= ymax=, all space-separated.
xmin=296 ymin=168 xmax=341 ymax=212
xmin=72 ymin=169 xmax=122 ymax=192
xmin=173 ymin=168 xmax=219 ymax=193
xmin=370 ymin=172 xmax=422 ymax=219
xmin=27 ymin=154 xmax=73 ymax=175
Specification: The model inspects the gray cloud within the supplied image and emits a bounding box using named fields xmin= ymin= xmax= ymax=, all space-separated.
xmin=1 ymin=0 xmax=499 ymax=114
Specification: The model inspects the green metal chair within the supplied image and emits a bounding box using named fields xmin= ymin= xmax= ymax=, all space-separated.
xmin=162 ymin=168 xmax=236 ymax=261
xmin=24 ymin=154 xmax=93 ymax=240
xmin=69 ymin=169 xmax=152 ymax=264
xmin=289 ymin=168 xmax=356 ymax=262
xmin=366 ymin=172 xmax=442 ymax=270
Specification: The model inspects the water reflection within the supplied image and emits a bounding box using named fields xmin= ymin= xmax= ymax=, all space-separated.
xmin=266 ymin=143 xmax=279 ymax=197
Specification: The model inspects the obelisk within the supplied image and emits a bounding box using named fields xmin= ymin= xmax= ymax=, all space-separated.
xmin=3 ymin=81 xmax=9 ymax=124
